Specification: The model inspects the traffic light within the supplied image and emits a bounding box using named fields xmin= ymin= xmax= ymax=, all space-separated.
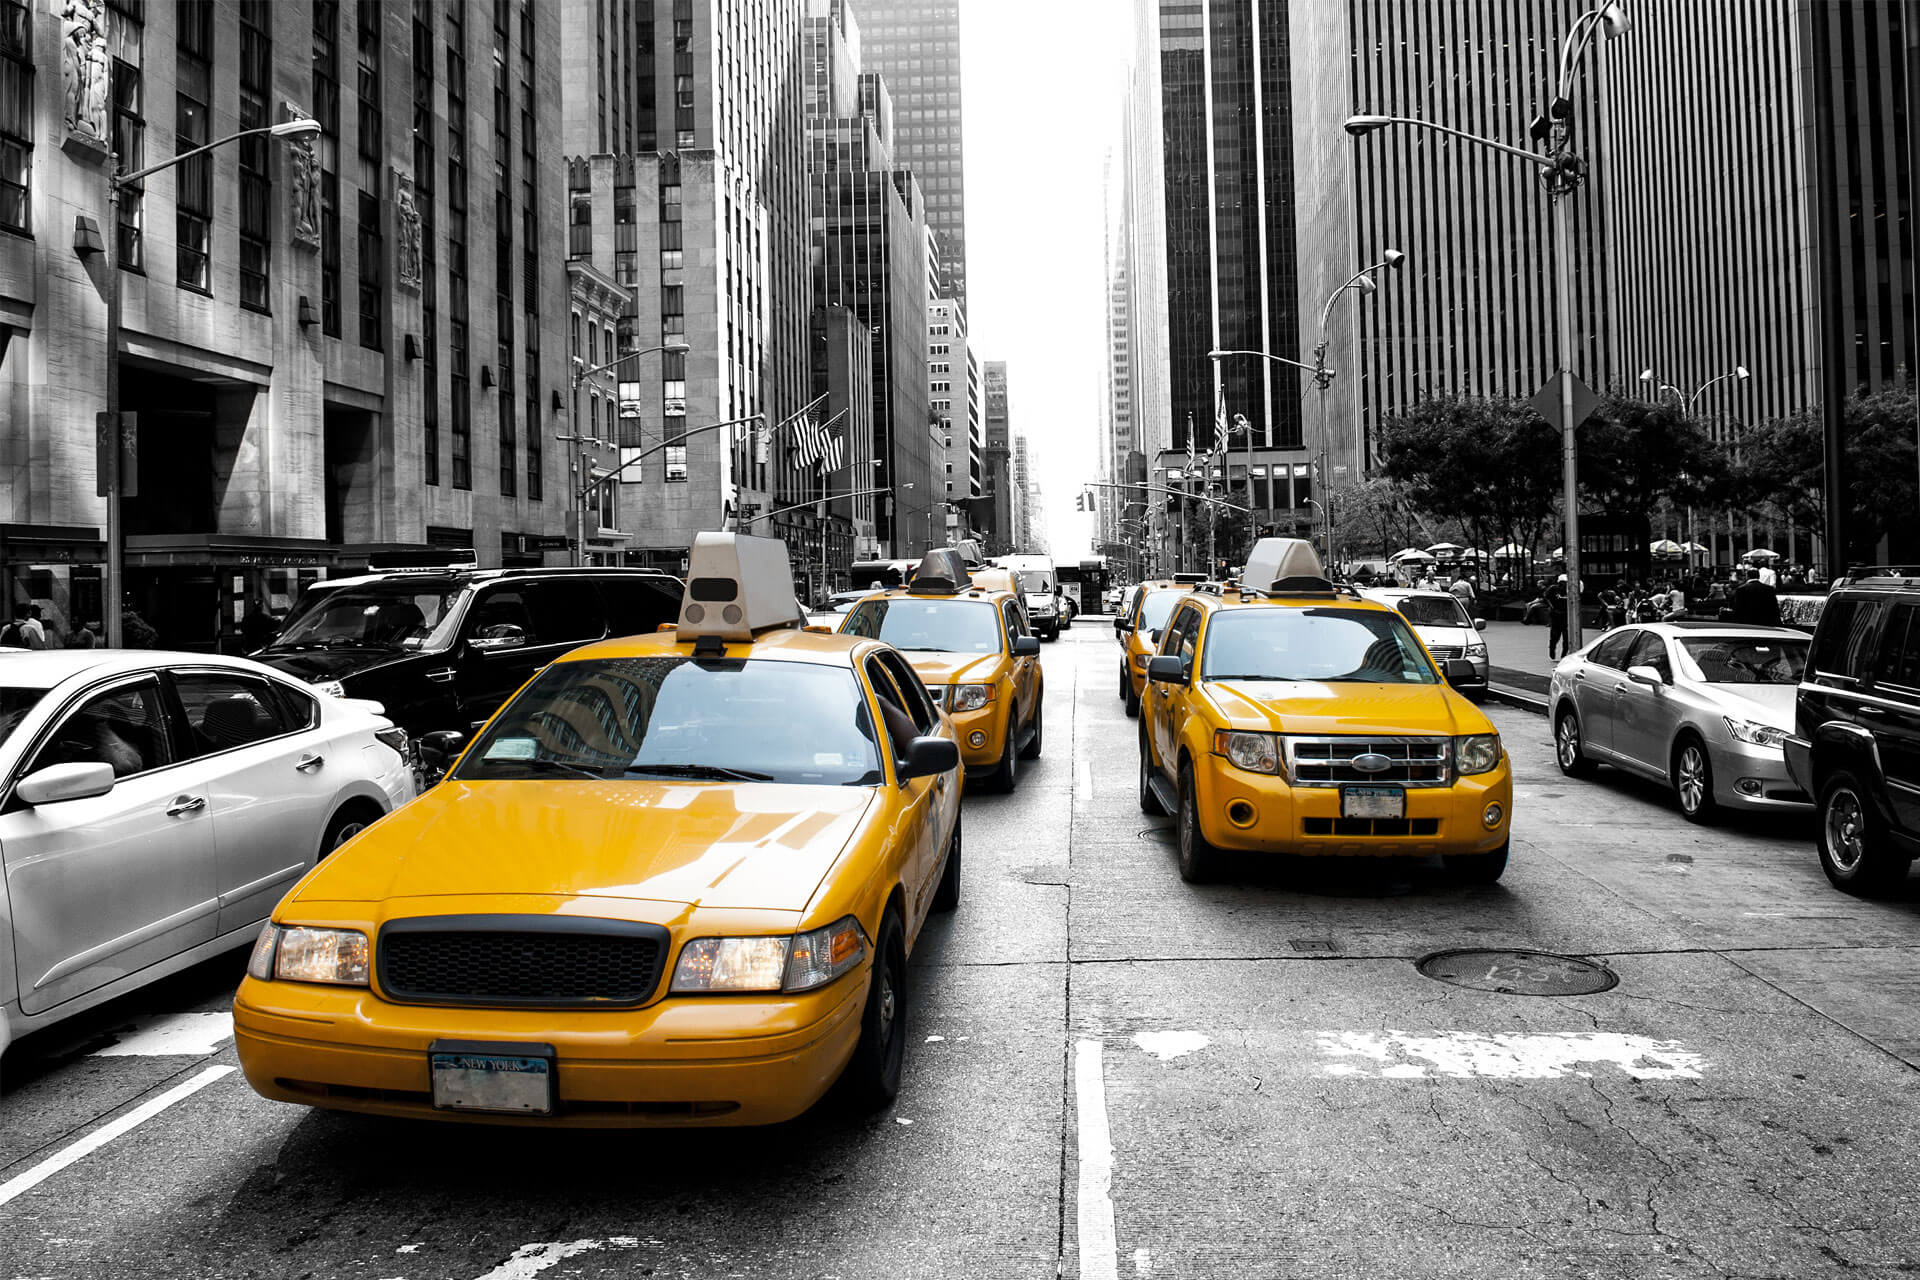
xmin=1074 ymin=492 xmax=1085 ymax=512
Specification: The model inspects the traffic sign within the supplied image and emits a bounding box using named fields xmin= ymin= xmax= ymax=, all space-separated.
xmin=1530 ymin=371 xmax=1600 ymax=433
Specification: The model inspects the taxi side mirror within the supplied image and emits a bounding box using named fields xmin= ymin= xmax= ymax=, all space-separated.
xmin=1442 ymin=658 xmax=1477 ymax=685
xmin=1012 ymin=635 xmax=1041 ymax=656
xmin=900 ymin=735 xmax=959 ymax=781
xmin=1113 ymin=616 xmax=1130 ymax=633
xmin=1147 ymin=655 xmax=1186 ymax=684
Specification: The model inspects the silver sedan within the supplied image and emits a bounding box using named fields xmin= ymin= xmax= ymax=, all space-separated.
xmin=1547 ymin=622 xmax=1812 ymax=822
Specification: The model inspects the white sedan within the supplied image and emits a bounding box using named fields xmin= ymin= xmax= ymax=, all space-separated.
xmin=0 ymin=651 xmax=416 ymax=1057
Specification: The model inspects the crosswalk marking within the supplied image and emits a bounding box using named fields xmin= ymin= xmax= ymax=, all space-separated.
xmin=1316 ymin=1030 xmax=1706 ymax=1079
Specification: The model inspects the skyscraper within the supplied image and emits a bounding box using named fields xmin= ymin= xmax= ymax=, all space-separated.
xmin=982 ymin=360 xmax=1014 ymax=554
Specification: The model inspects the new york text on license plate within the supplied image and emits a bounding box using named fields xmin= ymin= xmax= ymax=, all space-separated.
xmin=1341 ymin=785 xmax=1405 ymax=819
xmin=430 ymin=1048 xmax=554 ymax=1115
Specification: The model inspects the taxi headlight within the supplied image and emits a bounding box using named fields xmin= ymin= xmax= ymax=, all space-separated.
xmin=1454 ymin=734 xmax=1502 ymax=775
xmin=1215 ymin=730 xmax=1282 ymax=776
xmin=259 ymin=925 xmax=369 ymax=986
xmin=671 ymin=918 xmax=870 ymax=994
xmin=949 ymin=683 xmax=995 ymax=713
xmin=1725 ymin=717 xmax=1788 ymax=749
xmin=310 ymin=678 xmax=348 ymax=699
xmin=1132 ymin=653 xmax=1149 ymax=671
xmin=782 ymin=916 xmax=869 ymax=992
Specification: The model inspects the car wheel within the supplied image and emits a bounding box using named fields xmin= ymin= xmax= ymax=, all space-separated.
xmin=1124 ymin=679 xmax=1140 ymax=719
xmin=1118 ymin=664 xmax=1128 ymax=702
xmin=1673 ymin=735 xmax=1717 ymax=824
xmin=1177 ymin=762 xmax=1222 ymax=883
xmin=988 ymin=713 xmax=1019 ymax=792
xmin=1019 ymin=701 xmax=1043 ymax=760
xmin=1139 ymin=724 xmax=1166 ymax=816
xmin=931 ymin=816 xmax=962 ymax=912
xmin=1817 ymin=771 xmax=1912 ymax=896
xmin=841 ymin=910 xmax=908 ymax=1109
xmin=1444 ymin=841 xmax=1509 ymax=883
xmin=321 ymin=805 xmax=378 ymax=857
xmin=1554 ymin=708 xmax=1597 ymax=778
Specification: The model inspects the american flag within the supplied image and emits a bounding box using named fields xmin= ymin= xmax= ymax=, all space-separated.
xmin=792 ymin=406 xmax=848 ymax=473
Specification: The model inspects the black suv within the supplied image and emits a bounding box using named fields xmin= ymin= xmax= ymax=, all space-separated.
xmin=1784 ymin=568 xmax=1920 ymax=895
xmin=253 ymin=567 xmax=681 ymax=740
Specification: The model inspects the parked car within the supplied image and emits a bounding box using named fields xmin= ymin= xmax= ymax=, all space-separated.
xmin=1783 ymin=569 xmax=1920 ymax=895
xmin=0 ymin=650 xmax=414 ymax=1059
xmin=1363 ymin=588 xmax=1489 ymax=700
xmin=253 ymin=567 xmax=681 ymax=741
xmin=807 ymin=589 xmax=876 ymax=629
xmin=1549 ymin=622 xmax=1811 ymax=823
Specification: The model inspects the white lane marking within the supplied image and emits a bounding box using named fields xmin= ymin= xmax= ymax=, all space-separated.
xmin=1317 ymin=1031 xmax=1705 ymax=1080
xmin=1076 ymin=762 xmax=1093 ymax=793
xmin=0 ymin=1066 xmax=234 ymax=1206
xmin=1074 ymin=1040 xmax=1119 ymax=1280
xmin=1131 ymin=1031 xmax=1209 ymax=1061
xmin=397 ymin=1244 xmax=422 ymax=1254
xmin=91 ymin=1011 xmax=234 ymax=1057
xmin=925 ymin=1034 xmax=946 ymax=1042
xmin=470 ymin=1238 xmax=638 ymax=1280
xmin=1134 ymin=1246 xmax=1153 ymax=1276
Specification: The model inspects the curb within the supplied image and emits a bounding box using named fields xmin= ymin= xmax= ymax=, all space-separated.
xmin=1485 ymin=684 xmax=1548 ymax=715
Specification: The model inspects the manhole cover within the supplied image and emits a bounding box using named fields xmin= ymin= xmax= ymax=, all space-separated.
xmin=1136 ymin=827 xmax=1172 ymax=843
xmin=1415 ymin=948 xmax=1618 ymax=996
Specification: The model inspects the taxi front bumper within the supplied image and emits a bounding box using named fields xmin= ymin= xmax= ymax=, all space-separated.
xmin=233 ymin=967 xmax=869 ymax=1128
xmin=943 ymin=698 xmax=1012 ymax=766
xmin=1193 ymin=761 xmax=1513 ymax=857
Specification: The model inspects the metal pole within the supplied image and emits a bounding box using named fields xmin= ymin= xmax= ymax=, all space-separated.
xmin=1807 ymin=4 xmax=1848 ymax=578
xmin=104 ymin=181 xmax=124 ymax=647
xmin=1554 ymin=189 xmax=1583 ymax=649
xmin=1320 ymin=383 xmax=1335 ymax=572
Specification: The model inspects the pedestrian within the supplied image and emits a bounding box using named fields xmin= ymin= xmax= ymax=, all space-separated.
xmin=73 ymin=621 xmax=98 ymax=648
xmin=1544 ymin=574 xmax=1569 ymax=660
xmin=1448 ymin=572 xmax=1475 ymax=607
xmin=0 ymin=616 xmax=21 ymax=647
xmin=1756 ymin=560 xmax=1778 ymax=588
xmin=18 ymin=605 xmax=49 ymax=649
xmin=1730 ymin=568 xmax=1781 ymax=626
xmin=1597 ymin=584 xmax=1621 ymax=629
xmin=240 ymin=606 xmax=279 ymax=652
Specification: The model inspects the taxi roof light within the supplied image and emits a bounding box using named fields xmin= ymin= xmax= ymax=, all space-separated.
xmin=908 ymin=547 xmax=973 ymax=594
xmin=676 ymin=531 xmax=804 ymax=643
xmin=1241 ymin=537 xmax=1342 ymax=595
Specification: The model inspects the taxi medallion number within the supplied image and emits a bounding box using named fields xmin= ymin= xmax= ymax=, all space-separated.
xmin=1341 ymin=785 xmax=1405 ymax=819
xmin=429 ymin=1041 xmax=557 ymax=1115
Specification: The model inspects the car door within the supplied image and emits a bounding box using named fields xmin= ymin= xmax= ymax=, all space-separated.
xmin=168 ymin=668 xmax=341 ymax=935
xmin=0 ymin=675 xmax=221 ymax=1015
xmin=1611 ymin=630 xmax=1676 ymax=770
xmin=1573 ymin=629 xmax=1638 ymax=756
xmin=1151 ymin=605 xmax=1201 ymax=774
xmin=1000 ymin=600 xmax=1036 ymax=730
xmin=457 ymin=580 xmax=606 ymax=728
xmin=865 ymin=655 xmax=940 ymax=929
xmin=1867 ymin=603 xmax=1920 ymax=833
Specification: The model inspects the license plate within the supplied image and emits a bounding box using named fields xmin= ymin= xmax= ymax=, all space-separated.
xmin=1342 ymin=785 xmax=1405 ymax=819
xmin=429 ymin=1041 xmax=555 ymax=1115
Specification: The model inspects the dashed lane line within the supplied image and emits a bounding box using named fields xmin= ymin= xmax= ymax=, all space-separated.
xmin=1074 ymin=1039 xmax=1119 ymax=1280
xmin=0 ymin=1065 xmax=234 ymax=1207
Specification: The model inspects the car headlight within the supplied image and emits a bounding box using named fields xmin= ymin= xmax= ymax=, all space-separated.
xmin=1214 ymin=730 xmax=1282 ymax=775
xmin=1725 ymin=717 xmax=1789 ymax=749
xmin=1466 ymin=642 xmax=1488 ymax=658
xmin=310 ymin=678 xmax=348 ymax=698
xmin=248 ymin=924 xmax=370 ymax=985
xmin=671 ymin=916 xmax=869 ymax=994
xmin=949 ymin=683 xmax=995 ymax=713
xmin=1454 ymin=734 xmax=1502 ymax=775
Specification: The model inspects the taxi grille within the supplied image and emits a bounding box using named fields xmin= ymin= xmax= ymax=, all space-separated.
xmin=1284 ymin=737 xmax=1452 ymax=788
xmin=377 ymin=916 xmax=670 ymax=1008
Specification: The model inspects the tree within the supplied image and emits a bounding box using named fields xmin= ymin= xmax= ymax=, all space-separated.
xmin=1736 ymin=377 xmax=1918 ymax=560
xmin=1579 ymin=394 xmax=1730 ymax=517
xmin=1328 ymin=476 xmax=1414 ymax=563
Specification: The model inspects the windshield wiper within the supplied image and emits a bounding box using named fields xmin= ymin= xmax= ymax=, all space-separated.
xmin=626 ymin=763 xmax=777 ymax=782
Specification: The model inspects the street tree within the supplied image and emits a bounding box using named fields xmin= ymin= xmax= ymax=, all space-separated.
xmin=1580 ymin=393 xmax=1729 ymax=516
xmin=1736 ymin=377 xmax=1917 ymax=560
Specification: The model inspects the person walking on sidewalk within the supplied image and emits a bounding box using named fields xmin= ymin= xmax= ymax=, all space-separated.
xmin=1544 ymin=575 xmax=1570 ymax=661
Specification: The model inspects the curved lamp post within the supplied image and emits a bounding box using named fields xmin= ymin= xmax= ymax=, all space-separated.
xmin=1640 ymin=364 xmax=1751 ymax=566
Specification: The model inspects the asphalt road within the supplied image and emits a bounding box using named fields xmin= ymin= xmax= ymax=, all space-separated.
xmin=5 ymin=622 xmax=1919 ymax=1279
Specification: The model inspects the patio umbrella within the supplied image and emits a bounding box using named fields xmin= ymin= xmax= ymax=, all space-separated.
xmin=1458 ymin=548 xmax=1492 ymax=561
xmin=1681 ymin=541 xmax=1709 ymax=553
xmin=1742 ymin=548 xmax=1781 ymax=561
xmin=1548 ymin=547 xmax=1565 ymax=559
xmin=1425 ymin=542 xmax=1465 ymax=556
xmin=1390 ymin=548 xmax=1436 ymax=563
xmin=1649 ymin=539 xmax=1683 ymax=556
xmin=1492 ymin=543 xmax=1530 ymax=558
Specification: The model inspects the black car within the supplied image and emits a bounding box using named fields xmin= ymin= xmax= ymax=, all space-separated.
xmin=253 ymin=567 xmax=682 ymax=742
xmin=1783 ymin=567 xmax=1920 ymax=895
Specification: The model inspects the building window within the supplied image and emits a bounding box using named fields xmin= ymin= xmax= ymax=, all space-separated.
xmin=527 ymin=378 xmax=542 ymax=500
xmin=0 ymin=0 xmax=28 ymax=235
xmin=499 ymin=389 xmax=517 ymax=497
xmin=174 ymin=0 xmax=213 ymax=293
xmin=313 ymin=1 xmax=341 ymax=334
xmin=237 ymin=1 xmax=271 ymax=310
xmin=105 ymin=1 xmax=144 ymax=262
xmin=357 ymin=190 xmax=382 ymax=348
xmin=356 ymin=0 xmax=381 ymax=165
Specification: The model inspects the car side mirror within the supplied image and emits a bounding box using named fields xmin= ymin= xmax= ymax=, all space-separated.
xmin=1012 ymin=635 xmax=1041 ymax=656
xmin=418 ymin=729 xmax=466 ymax=760
xmin=1626 ymin=664 xmax=1665 ymax=687
xmin=1443 ymin=658 xmax=1478 ymax=686
xmin=900 ymin=734 xmax=959 ymax=781
xmin=469 ymin=623 xmax=527 ymax=652
xmin=1113 ymin=616 xmax=1130 ymax=633
xmin=1147 ymin=628 xmax=1163 ymax=645
xmin=1148 ymin=655 xmax=1186 ymax=684
xmin=1474 ymin=618 xmax=1487 ymax=631
xmin=16 ymin=761 xmax=116 ymax=805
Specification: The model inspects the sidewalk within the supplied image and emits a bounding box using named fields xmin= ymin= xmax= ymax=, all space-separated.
xmin=1480 ymin=619 xmax=1566 ymax=713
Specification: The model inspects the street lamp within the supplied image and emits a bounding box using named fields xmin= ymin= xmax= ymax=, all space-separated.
xmin=1641 ymin=364 xmax=1751 ymax=566
xmin=1344 ymin=2 xmax=1629 ymax=648
xmin=560 ymin=340 xmax=690 ymax=565
xmin=98 ymin=115 xmax=324 ymax=646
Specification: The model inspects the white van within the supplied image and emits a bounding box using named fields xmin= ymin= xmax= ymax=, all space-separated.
xmin=1362 ymin=587 xmax=1489 ymax=699
xmin=1001 ymin=554 xmax=1062 ymax=640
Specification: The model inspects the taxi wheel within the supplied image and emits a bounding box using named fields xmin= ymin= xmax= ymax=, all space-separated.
xmin=842 ymin=911 xmax=908 ymax=1110
xmin=1019 ymin=702 xmax=1044 ymax=760
xmin=1444 ymin=841 xmax=1509 ymax=883
xmin=1117 ymin=664 xmax=1128 ymax=702
xmin=1554 ymin=708 xmax=1597 ymax=778
xmin=1139 ymin=726 xmax=1166 ymax=815
xmin=1124 ymin=683 xmax=1140 ymax=718
xmin=988 ymin=714 xmax=1020 ymax=791
xmin=932 ymin=817 xmax=963 ymax=912
xmin=1177 ymin=762 xmax=1222 ymax=884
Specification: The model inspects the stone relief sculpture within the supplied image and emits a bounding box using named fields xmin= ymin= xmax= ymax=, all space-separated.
xmin=394 ymin=172 xmax=422 ymax=290
xmin=286 ymin=106 xmax=321 ymax=249
xmin=60 ymin=0 xmax=110 ymax=144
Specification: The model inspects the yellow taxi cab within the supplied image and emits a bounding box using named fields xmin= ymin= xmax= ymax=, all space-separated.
xmin=1137 ymin=539 xmax=1513 ymax=883
xmin=839 ymin=549 xmax=1043 ymax=792
xmin=232 ymin=532 xmax=963 ymax=1127
xmin=1115 ymin=575 xmax=1208 ymax=718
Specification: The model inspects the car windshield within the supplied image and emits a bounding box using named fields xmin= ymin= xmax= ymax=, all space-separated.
xmin=1675 ymin=636 xmax=1809 ymax=685
xmin=1137 ymin=589 xmax=1184 ymax=633
xmin=1391 ymin=595 xmax=1473 ymax=628
xmin=456 ymin=657 xmax=884 ymax=786
xmin=840 ymin=598 xmax=1003 ymax=654
xmin=1202 ymin=608 xmax=1439 ymax=684
xmin=273 ymin=585 xmax=466 ymax=651
xmin=0 ymin=687 xmax=46 ymax=751
xmin=1016 ymin=570 xmax=1053 ymax=594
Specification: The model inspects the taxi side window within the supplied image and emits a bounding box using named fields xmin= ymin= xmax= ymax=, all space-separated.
xmin=864 ymin=656 xmax=922 ymax=760
xmin=1176 ymin=609 xmax=1202 ymax=674
xmin=1625 ymin=630 xmax=1672 ymax=681
xmin=1162 ymin=605 xmax=1201 ymax=674
xmin=1001 ymin=602 xmax=1021 ymax=650
xmin=876 ymin=650 xmax=938 ymax=734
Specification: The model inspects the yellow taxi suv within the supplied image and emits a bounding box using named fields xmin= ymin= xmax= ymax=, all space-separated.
xmin=233 ymin=532 xmax=963 ymax=1127
xmin=1138 ymin=539 xmax=1513 ymax=884
xmin=840 ymin=548 xmax=1043 ymax=793
xmin=1116 ymin=575 xmax=1208 ymax=719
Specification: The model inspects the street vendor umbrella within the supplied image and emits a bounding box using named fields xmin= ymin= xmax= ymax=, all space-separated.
xmin=1390 ymin=547 xmax=1436 ymax=562
xmin=1548 ymin=547 xmax=1565 ymax=559
xmin=1742 ymin=548 xmax=1781 ymax=561
xmin=1458 ymin=548 xmax=1492 ymax=561
xmin=1649 ymin=539 xmax=1683 ymax=556
xmin=1492 ymin=543 xmax=1530 ymax=558
xmin=1425 ymin=542 xmax=1465 ymax=556
xmin=1681 ymin=541 xmax=1709 ymax=553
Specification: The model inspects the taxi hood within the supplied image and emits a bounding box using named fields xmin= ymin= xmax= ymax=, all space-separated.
xmin=901 ymin=650 xmax=1005 ymax=685
xmin=1202 ymin=679 xmax=1484 ymax=737
xmin=293 ymin=781 xmax=877 ymax=913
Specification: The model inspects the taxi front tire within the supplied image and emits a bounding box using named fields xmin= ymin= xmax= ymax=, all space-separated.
xmin=1444 ymin=840 xmax=1509 ymax=883
xmin=1019 ymin=702 xmax=1044 ymax=760
xmin=932 ymin=816 xmax=963 ymax=911
xmin=1177 ymin=761 xmax=1222 ymax=883
xmin=840 ymin=910 xmax=908 ymax=1110
xmin=987 ymin=713 xmax=1020 ymax=791
xmin=1139 ymin=725 xmax=1166 ymax=815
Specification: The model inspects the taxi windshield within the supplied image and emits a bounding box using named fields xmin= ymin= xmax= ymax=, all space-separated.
xmin=456 ymin=657 xmax=884 ymax=786
xmin=1202 ymin=608 xmax=1439 ymax=684
xmin=840 ymin=598 xmax=1003 ymax=654
xmin=1137 ymin=589 xmax=1185 ymax=633
xmin=1675 ymin=636 xmax=1808 ymax=685
xmin=273 ymin=585 xmax=466 ymax=651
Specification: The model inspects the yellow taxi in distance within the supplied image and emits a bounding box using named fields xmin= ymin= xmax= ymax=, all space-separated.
xmin=1116 ymin=576 xmax=1207 ymax=719
xmin=840 ymin=549 xmax=1043 ymax=792
xmin=1138 ymin=539 xmax=1513 ymax=883
xmin=233 ymin=532 xmax=963 ymax=1127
